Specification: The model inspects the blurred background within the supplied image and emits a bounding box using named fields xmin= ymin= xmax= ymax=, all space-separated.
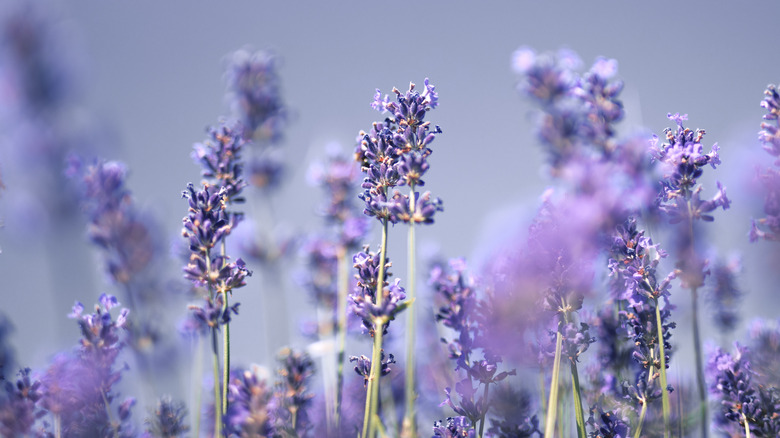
xmin=1 ymin=0 xmax=779 ymax=423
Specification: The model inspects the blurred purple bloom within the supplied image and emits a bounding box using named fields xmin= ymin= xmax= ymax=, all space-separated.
xmin=0 ymin=368 xmax=43 ymax=437
xmin=349 ymin=352 xmax=395 ymax=387
xmin=224 ymin=48 xmax=287 ymax=144
xmin=191 ymin=119 xmax=249 ymax=205
xmin=432 ymin=416 xmax=475 ymax=438
xmin=585 ymin=400 xmax=630 ymax=438
xmin=143 ymin=396 xmax=189 ymax=438
xmin=707 ymin=344 xmax=780 ymax=436
xmin=752 ymin=84 xmax=780 ymax=241
xmin=707 ymin=254 xmax=742 ymax=333
xmin=225 ymin=367 xmax=274 ymax=437
xmin=272 ymin=348 xmax=315 ymax=436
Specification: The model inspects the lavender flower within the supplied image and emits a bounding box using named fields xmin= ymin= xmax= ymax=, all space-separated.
xmin=272 ymin=348 xmax=316 ymax=436
xmin=225 ymin=48 xmax=287 ymax=144
xmin=143 ymin=396 xmax=189 ymax=438
xmin=349 ymin=246 xmax=407 ymax=335
xmin=432 ymin=416 xmax=475 ymax=438
xmin=191 ymin=119 xmax=249 ymax=205
xmin=512 ymin=48 xmax=624 ymax=168
xmin=357 ymin=80 xmax=443 ymax=225
xmin=486 ymin=384 xmax=542 ymax=438
xmin=585 ymin=400 xmax=630 ymax=438
xmin=225 ymin=367 xmax=274 ymax=437
xmin=349 ymin=352 xmax=396 ymax=387
xmin=708 ymin=344 xmax=780 ymax=436
xmin=707 ymin=255 xmax=743 ymax=333
xmin=0 ymin=368 xmax=43 ymax=437
xmin=751 ymin=84 xmax=780 ymax=241
xmin=39 ymin=295 xmax=135 ymax=437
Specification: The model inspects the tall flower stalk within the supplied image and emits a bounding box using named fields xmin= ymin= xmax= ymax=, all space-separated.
xmin=652 ymin=113 xmax=730 ymax=437
xmin=371 ymin=79 xmax=443 ymax=438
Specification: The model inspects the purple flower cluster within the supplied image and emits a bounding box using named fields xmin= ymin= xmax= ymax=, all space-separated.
xmin=0 ymin=368 xmax=43 ymax=437
xmin=224 ymin=48 xmax=287 ymax=191
xmin=707 ymin=255 xmax=743 ymax=333
xmin=34 ymin=295 xmax=136 ymax=437
xmin=431 ymin=259 xmax=518 ymax=432
xmin=224 ymin=48 xmax=286 ymax=144
xmin=607 ymin=218 xmax=677 ymax=408
xmin=225 ymin=350 xmax=315 ymax=437
xmin=141 ymin=396 xmax=189 ymax=438
xmin=356 ymin=80 xmax=443 ymax=225
xmin=751 ymin=83 xmax=780 ymax=241
xmin=191 ymin=120 xmax=249 ymax=206
xmin=708 ymin=344 xmax=780 ymax=436
xmin=512 ymin=48 xmax=624 ymax=168
xmin=349 ymin=247 xmax=406 ymax=336
xmin=651 ymin=113 xmax=729 ymax=225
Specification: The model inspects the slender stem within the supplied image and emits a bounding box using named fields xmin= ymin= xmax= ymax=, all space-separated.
xmin=222 ymin=292 xmax=230 ymax=415
xmin=742 ymin=412 xmax=751 ymax=438
xmin=538 ymin=364 xmax=547 ymax=419
xmin=205 ymin=252 xmax=223 ymax=437
xmin=685 ymin=199 xmax=708 ymax=438
xmin=221 ymin=241 xmax=230 ymax=416
xmin=691 ymin=286 xmax=708 ymax=438
xmin=100 ymin=389 xmax=119 ymax=438
xmin=335 ymin=247 xmax=349 ymax=431
xmin=211 ymin=327 xmax=223 ymax=437
xmin=363 ymin=218 xmax=389 ymax=438
xmin=633 ymin=400 xmax=648 ymax=438
xmin=570 ymin=361 xmax=587 ymax=438
xmin=544 ymin=330 xmax=564 ymax=437
xmin=193 ymin=337 xmax=204 ymax=437
xmin=54 ymin=414 xmax=61 ymax=438
xmin=654 ymin=299 xmax=671 ymax=438
xmin=402 ymin=188 xmax=417 ymax=438
xmin=477 ymin=383 xmax=490 ymax=438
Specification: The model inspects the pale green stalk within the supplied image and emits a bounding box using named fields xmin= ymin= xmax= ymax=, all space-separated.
xmin=633 ymin=400 xmax=648 ymax=438
xmin=205 ymin=253 xmax=222 ymax=437
xmin=335 ymin=247 xmax=349 ymax=430
xmin=742 ymin=413 xmax=751 ymax=438
xmin=221 ymin=241 xmax=230 ymax=416
xmin=570 ymin=361 xmax=587 ymax=438
xmin=477 ymin=383 xmax=490 ymax=438
xmin=402 ymin=187 xmax=417 ymax=438
xmin=655 ymin=298 xmax=671 ymax=438
xmin=101 ymin=389 xmax=119 ymax=438
xmin=362 ymin=218 xmax=389 ymax=438
xmin=192 ymin=337 xmax=204 ymax=437
xmin=543 ymin=330 xmax=564 ymax=437
xmin=686 ymin=199 xmax=708 ymax=438
xmin=54 ymin=414 xmax=61 ymax=438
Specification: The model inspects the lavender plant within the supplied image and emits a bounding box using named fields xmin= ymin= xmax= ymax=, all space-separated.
xmin=651 ymin=113 xmax=729 ymax=437
xmin=370 ymin=79 xmax=443 ymax=437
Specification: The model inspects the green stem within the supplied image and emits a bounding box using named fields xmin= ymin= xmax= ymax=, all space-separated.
xmin=101 ymin=389 xmax=119 ymax=438
xmin=477 ymin=383 xmax=490 ymax=438
xmin=205 ymin=251 xmax=223 ymax=437
xmin=654 ymin=299 xmax=671 ymax=438
xmin=743 ymin=412 xmax=751 ymax=438
xmin=335 ymin=247 xmax=349 ymax=431
xmin=570 ymin=361 xmax=587 ymax=438
xmin=544 ymin=330 xmax=564 ymax=437
xmin=362 ymin=218 xmax=389 ymax=438
xmin=193 ymin=337 xmax=204 ymax=437
xmin=211 ymin=327 xmax=223 ymax=437
xmin=633 ymin=400 xmax=648 ymax=438
xmin=221 ymin=241 xmax=230 ymax=416
xmin=402 ymin=188 xmax=417 ymax=438
xmin=691 ymin=286 xmax=708 ymax=438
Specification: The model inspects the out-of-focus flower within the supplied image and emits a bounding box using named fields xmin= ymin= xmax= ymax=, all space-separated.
xmin=143 ymin=396 xmax=189 ymax=438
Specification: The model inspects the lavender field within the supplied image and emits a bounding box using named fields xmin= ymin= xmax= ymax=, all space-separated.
xmin=1 ymin=1 xmax=780 ymax=437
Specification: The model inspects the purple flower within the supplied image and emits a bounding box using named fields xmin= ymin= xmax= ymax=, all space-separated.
xmin=751 ymin=84 xmax=780 ymax=241
xmin=432 ymin=416 xmax=475 ymax=438
xmin=707 ymin=254 xmax=742 ymax=333
xmin=389 ymin=190 xmax=443 ymax=225
xmin=707 ymin=344 xmax=780 ymax=436
xmin=0 ymin=368 xmax=43 ymax=437
xmin=651 ymin=113 xmax=727 ymax=222
xmin=224 ymin=48 xmax=287 ymax=143
xmin=143 ymin=396 xmax=189 ymax=437
xmin=349 ymin=352 xmax=395 ymax=386
xmin=225 ymin=366 xmax=273 ymax=437
xmin=191 ymin=119 xmax=249 ymax=205
xmin=272 ymin=348 xmax=315 ymax=436
xmin=585 ymin=401 xmax=630 ymax=438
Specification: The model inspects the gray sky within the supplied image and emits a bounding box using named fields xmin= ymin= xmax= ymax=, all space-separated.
xmin=2 ymin=0 xmax=780 ymax=414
